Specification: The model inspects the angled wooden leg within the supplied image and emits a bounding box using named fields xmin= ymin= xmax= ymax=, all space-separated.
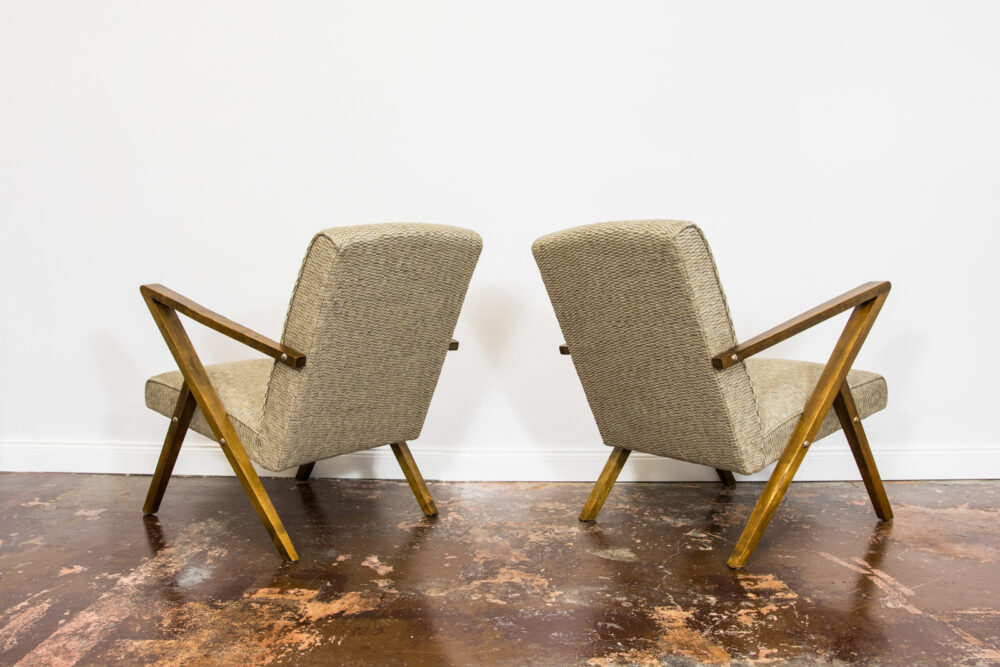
xmin=728 ymin=293 xmax=888 ymax=569
xmin=727 ymin=437 xmax=811 ymax=569
xmin=579 ymin=446 xmax=631 ymax=521
xmin=143 ymin=382 xmax=197 ymax=515
xmin=716 ymin=469 xmax=736 ymax=486
xmin=833 ymin=383 xmax=892 ymax=520
xmin=390 ymin=442 xmax=438 ymax=516
xmin=295 ymin=462 xmax=316 ymax=482
xmin=218 ymin=434 xmax=298 ymax=561
xmin=143 ymin=296 xmax=299 ymax=561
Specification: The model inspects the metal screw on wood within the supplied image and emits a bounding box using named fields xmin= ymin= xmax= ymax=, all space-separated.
xmin=730 ymin=354 xmax=738 ymax=362
xmin=280 ymin=353 xmax=288 ymax=363
xmin=803 ymin=440 xmax=811 ymax=448
xmin=171 ymin=417 xmax=178 ymax=423
xmin=853 ymin=416 xmax=859 ymax=423
xmin=220 ymin=438 xmax=227 ymax=447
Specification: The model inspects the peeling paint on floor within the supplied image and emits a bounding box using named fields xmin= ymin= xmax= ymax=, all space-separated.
xmin=0 ymin=473 xmax=998 ymax=665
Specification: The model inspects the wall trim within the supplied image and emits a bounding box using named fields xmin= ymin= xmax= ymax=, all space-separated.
xmin=1 ymin=440 xmax=997 ymax=482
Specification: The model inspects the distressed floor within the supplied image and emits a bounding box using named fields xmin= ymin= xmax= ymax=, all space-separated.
xmin=0 ymin=474 xmax=998 ymax=665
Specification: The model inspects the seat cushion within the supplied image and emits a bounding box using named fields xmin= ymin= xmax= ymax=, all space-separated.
xmin=144 ymin=359 xmax=273 ymax=462
xmin=745 ymin=358 xmax=888 ymax=470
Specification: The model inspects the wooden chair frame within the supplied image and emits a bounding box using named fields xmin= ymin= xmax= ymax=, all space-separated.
xmin=140 ymin=283 xmax=449 ymax=561
xmin=569 ymin=281 xmax=893 ymax=568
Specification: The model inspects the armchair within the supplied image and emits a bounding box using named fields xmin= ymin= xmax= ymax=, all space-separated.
xmin=141 ymin=223 xmax=482 ymax=561
xmin=533 ymin=220 xmax=891 ymax=568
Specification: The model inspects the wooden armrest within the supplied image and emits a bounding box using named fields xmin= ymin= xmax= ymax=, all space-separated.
xmin=712 ymin=281 xmax=891 ymax=370
xmin=559 ymin=344 xmax=570 ymax=355
xmin=449 ymin=339 xmax=459 ymax=351
xmin=140 ymin=284 xmax=306 ymax=368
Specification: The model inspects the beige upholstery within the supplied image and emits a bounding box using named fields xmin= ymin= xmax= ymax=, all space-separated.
xmin=146 ymin=359 xmax=271 ymax=461
xmin=146 ymin=223 xmax=482 ymax=471
xmin=746 ymin=359 xmax=886 ymax=467
xmin=532 ymin=220 xmax=887 ymax=476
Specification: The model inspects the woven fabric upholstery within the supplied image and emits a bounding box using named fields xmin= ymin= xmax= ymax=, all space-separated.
xmin=745 ymin=358 xmax=887 ymax=465
xmin=145 ymin=359 xmax=271 ymax=455
xmin=533 ymin=220 xmax=764 ymax=473
xmin=532 ymin=220 xmax=888 ymax=476
xmin=145 ymin=223 xmax=482 ymax=471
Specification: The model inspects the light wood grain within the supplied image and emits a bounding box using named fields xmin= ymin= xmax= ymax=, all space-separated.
xmin=141 ymin=284 xmax=305 ymax=368
xmin=579 ymin=447 xmax=631 ymax=521
xmin=727 ymin=290 xmax=889 ymax=568
xmin=391 ymin=442 xmax=438 ymax=516
xmin=712 ymin=281 xmax=890 ymax=369
xmin=143 ymin=293 xmax=299 ymax=562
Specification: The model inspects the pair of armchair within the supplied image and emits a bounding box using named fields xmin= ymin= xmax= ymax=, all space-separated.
xmin=141 ymin=221 xmax=891 ymax=568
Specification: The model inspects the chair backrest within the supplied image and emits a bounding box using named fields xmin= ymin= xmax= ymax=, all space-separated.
xmin=532 ymin=220 xmax=767 ymax=474
xmin=258 ymin=223 xmax=482 ymax=471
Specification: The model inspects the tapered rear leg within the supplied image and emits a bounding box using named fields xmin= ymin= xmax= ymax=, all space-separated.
xmin=579 ymin=446 xmax=631 ymax=521
xmin=295 ymin=462 xmax=316 ymax=482
xmin=144 ymin=382 xmax=197 ymax=515
xmin=391 ymin=442 xmax=438 ymax=516
xmin=833 ymin=383 xmax=892 ymax=520
xmin=716 ymin=469 xmax=736 ymax=486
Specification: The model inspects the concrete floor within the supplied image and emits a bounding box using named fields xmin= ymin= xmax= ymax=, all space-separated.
xmin=0 ymin=473 xmax=997 ymax=666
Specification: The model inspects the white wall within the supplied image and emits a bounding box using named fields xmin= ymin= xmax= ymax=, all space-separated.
xmin=2 ymin=1 xmax=998 ymax=482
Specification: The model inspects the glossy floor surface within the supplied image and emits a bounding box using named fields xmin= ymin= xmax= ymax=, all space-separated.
xmin=1 ymin=474 xmax=998 ymax=665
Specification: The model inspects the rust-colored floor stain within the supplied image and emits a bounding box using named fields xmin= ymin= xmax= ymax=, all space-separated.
xmin=1 ymin=474 xmax=998 ymax=665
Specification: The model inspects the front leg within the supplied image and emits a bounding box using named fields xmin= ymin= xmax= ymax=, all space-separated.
xmin=833 ymin=383 xmax=892 ymax=520
xmin=143 ymin=382 xmax=197 ymax=514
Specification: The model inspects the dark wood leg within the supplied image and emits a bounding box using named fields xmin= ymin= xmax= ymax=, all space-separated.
xmin=390 ymin=442 xmax=438 ymax=516
xmin=833 ymin=383 xmax=892 ymax=520
xmin=716 ymin=469 xmax=736 ymax=486
xmin=295 ymin=462 xmax=316 ymax=482
xmin=143 ymin=382 xmax=197 ymax=515
xmin=143 ymin=296 xmax=299 ymax=562
xmin=727 ymin=294 xmax=887 ymax=569
xmin=579 ymin=446 xmax=631 ymax=521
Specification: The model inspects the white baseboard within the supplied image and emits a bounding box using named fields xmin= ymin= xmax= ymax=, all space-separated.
xmin=0 ymin=440 xmax=997 ymax=481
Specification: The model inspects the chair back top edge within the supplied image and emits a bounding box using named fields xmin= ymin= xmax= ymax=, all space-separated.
xmin=316 ymin=222 xmax=483 ymax=253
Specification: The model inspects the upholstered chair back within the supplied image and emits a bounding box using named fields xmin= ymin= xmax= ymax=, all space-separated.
xmin=532 ymin=220 xmax=769 ymax=474
xmin=257 ymin=223 xmax=482 ymax=470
